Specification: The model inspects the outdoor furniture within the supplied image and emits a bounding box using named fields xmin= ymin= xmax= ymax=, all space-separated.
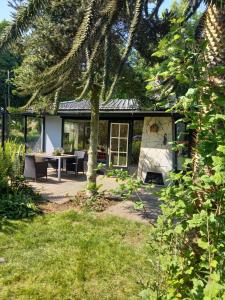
xmin=24 ymin=155 xmax=48 ymax=181
xmin=47 ymin=158 xmax=58 ymax=170
xmin=34 ymin=153 xmax=77 ymax=181
xmin=66 ymin=150 xmax=85 ymax=175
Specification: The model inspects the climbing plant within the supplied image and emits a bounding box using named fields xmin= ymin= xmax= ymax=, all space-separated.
xmin=145 ymin=17 xmax=225 ymax=298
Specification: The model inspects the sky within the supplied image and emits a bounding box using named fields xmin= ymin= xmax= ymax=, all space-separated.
xmin=0 ymin=0 xmax=12 ymax=20
xmin=0 ymin=0 xmax=175 ymax=21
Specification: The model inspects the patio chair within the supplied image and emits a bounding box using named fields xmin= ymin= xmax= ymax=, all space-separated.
xmin=65 ymin=150 xmax=85 ymax=175
xmin=24 ymin=155 xmax=48 ymax=181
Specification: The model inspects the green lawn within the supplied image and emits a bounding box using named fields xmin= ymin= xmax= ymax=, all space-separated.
xmin=0 ymin=211 xmax=151 ymax=300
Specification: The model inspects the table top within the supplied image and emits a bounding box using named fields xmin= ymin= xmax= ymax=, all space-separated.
xmin=33 ymin=153 xmax=77 ymax=159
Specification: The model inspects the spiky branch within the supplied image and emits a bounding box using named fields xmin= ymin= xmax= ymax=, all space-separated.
xmin=0 ymin=0 xmax=49 ymax=51
xmin=106 ymin=0 xmax=144 ymax=101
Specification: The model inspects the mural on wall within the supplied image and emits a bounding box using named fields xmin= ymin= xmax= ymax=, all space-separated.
xmin=137 ymin=117 xmax=173 ymax=182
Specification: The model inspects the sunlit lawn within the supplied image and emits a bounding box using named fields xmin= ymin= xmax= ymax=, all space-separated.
xmin=0 ymin=211 xmax=151 ymax=300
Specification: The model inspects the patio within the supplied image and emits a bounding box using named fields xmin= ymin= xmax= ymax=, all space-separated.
xmin=29 ymin=168 xmax=162 ymax=224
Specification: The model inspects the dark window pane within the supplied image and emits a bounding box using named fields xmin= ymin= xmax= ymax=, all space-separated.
xmin=98 ymin=121 xmax=108 ymax=151
xmin=120 ymin=124 xmax=128 ymax=138
xmin=111 ymin=152 xmax=118 ymax=166
xmin=8 ymin=114 xmax=24 ymax=144
xmin=111 ymin=138 xmax=119 ymax=151
xmin=131 ymin=120 xmax=143 ymax=165
xmin=111 ymin=124 xmax=119 ymax=137
xmin=119 ymin=139 xmax=127 ymax=152
xmin=119 ymin=153 xmax=127 ymax=166
xmin=26 ymin=117 xmax=42 ymax=152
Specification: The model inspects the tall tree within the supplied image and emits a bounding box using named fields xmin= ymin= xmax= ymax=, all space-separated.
xmin=0 ymin=20 xmax=25 ymax=108
xmin=0 ymin=0 xmax=175 ymax=192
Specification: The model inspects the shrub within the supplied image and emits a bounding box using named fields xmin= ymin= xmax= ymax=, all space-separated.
xmin=0 ymin=141 xmax=39 ymax=223
xmin=0 ymin=192 xmax=39 ymax=219
xmin=0 ymin=141 xmax=25 ymax=192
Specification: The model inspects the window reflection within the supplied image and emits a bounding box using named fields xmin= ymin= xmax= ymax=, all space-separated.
xmin=63 ymin=120 xmax=108 ymax=163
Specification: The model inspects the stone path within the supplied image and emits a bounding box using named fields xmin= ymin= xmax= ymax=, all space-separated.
xmin=29 ymin=170 xmax=162 ymax=223
xmin=104 ymin=188 xmax=161 ymax=224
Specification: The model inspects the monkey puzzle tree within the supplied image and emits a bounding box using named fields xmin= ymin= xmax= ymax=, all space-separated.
xmin=0 ymin=0 xmax=177 ymax=193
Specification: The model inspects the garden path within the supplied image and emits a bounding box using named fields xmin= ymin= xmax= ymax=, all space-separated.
xmin=29 ymin=169 xmax=161 ymax=224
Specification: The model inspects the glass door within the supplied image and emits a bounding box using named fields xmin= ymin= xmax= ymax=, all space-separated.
xmin=109 ymin=123 xmax=129 ymax=167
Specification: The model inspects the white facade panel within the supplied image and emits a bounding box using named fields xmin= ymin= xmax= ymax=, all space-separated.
xmin=45 ymin=116 xmax=62 ymax=154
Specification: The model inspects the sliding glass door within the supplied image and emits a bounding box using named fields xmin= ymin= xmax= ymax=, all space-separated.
xmin=109 ymin=123 xmax=129 ymax=167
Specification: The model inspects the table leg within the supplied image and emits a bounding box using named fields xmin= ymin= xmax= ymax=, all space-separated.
xmin=58 ymin=157 xmax=61 ymax=181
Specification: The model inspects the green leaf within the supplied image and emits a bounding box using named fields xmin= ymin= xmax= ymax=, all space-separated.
xmin=217 ymin=145 xmax=225 ymax=153
xmin=197 ymin=238 xmax=209 ymax=250
xmin=152 ymin=50 xmax=166 ymax=58
xmin=173 ymin=34 xmax=181 ymax=41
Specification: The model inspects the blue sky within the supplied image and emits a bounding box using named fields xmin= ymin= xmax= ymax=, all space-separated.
xmin=0 ymin=0 xmax=174 ymax=21
xmin=0 ymin=0 xmax=12 ymax=20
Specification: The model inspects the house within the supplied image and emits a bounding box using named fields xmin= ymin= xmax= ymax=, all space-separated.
xmin=0 ymin=99 xmax=189 ymax=184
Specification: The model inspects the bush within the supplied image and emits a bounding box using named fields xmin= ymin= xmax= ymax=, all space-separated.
xmin=0 ymin=192 xmax=39 ymax=219
xmin=0 ymin=141 xmax=39 ymax=223
xmin=0 ymin=140 xmax=25 ymax=192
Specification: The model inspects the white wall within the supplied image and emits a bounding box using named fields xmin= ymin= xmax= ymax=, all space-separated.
xmin=45 ymin=116 xmax=62 ymax=154
xmin=137 ymin=116 xmax=173 ymax=183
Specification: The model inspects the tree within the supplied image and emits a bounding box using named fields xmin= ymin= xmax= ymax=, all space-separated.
xmin=0 ymin=20 xmax=25 ymax=108
xmin=0 ymin=0 xmax=178 ymax=193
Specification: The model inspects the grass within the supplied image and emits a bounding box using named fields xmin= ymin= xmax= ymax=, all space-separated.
xmin=0 ymin=211 xmax=151 ymax=300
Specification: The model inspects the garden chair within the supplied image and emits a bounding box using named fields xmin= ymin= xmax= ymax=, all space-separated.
xmin=65 ymin=150 xmax=85 ymax=175
xmin=24 ymin=155 xmax=48 ymax=181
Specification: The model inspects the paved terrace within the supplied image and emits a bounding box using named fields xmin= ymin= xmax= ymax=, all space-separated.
xmin=29 ymin=169 xmax=161 ymax=224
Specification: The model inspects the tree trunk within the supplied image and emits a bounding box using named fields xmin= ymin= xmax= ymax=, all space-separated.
xmin=204 ymin=4 xmax=225 ymax=69
xmin=192 ymin=3 xmax=225 ymax=176
xmin=86 ymin=88 xmax=99 ymax=195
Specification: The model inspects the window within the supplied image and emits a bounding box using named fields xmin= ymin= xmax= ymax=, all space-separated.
xmin=131 ymin=120 xmax=143 ymax=165
xmin=109 ymin=123 xmax=129 ymax=167
xmin=63 ymin=120 xmax=108 ymax=157
xmin=26 ymin=117 xmax=43 ymax=152
xmin=8 ymin=114 xmax=24 ymax=144
xmin=63 ymin=120 xmax=89 ymax=153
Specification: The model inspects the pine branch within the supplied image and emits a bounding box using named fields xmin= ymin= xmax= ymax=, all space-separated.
xmin=43 ymin=0 xmax=97 ymax=78
xmin=0 ymin=0 xmax=49 ymax=52
xmin=78 ymin=0 xmax=119 ymax=99
xmin=106 ymin=0 xmax=144 ymax=101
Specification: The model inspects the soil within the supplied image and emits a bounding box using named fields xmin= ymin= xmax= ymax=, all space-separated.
xmin=38 ymin=191 xmax=120 ymax=214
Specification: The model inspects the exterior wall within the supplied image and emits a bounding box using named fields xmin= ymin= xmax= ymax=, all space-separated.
xmin=137 ymin=116 xmax=173 ymax=182
xmin=45 ymin=116 xmax=62 ymax=154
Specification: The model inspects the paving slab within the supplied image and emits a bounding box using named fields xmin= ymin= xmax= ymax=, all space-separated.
xmin=29 ymin=170 xmax=162 ymax=223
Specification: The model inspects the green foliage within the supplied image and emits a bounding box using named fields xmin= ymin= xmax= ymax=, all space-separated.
xmin=145 ymin=19 xmax=225 ymax=298
xmin=0 ymin=141 xmax=39 ymax=226
xmin=0 ymin=140 xmax=25 ymax=191
xmin=106 ymin=168 xmax=143 ymax=200
xmin=0 ymin=20 xmax=25 ymax=108
xmin=0 ymin=192 xmax=38 ymax=219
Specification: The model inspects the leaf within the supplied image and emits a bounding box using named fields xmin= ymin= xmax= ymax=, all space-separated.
xmin=134 ymin=201 xmax=144 ymax=210
xmin=197 ymin=239 xmax=209 ymax=250
xmin=210 ymin=260 xmax=218 ymax=268
xmin=152 ymin=50 xmax=166 ymax=58
xmin=173 ymin=34 xmax=181 ymax=41
xmin=217 ymin=145 xmax=225 ymax=153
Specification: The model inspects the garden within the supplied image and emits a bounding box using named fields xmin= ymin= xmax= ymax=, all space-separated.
xmin=0 ymin=0 xmax=225 ymax=299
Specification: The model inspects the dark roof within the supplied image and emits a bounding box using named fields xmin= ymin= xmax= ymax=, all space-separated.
xmin=59 ymin=99 xmax=141 ymax=112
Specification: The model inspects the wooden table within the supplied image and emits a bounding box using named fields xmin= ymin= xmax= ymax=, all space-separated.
xmin=35 ymin=153 xmax=77 ymax=181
